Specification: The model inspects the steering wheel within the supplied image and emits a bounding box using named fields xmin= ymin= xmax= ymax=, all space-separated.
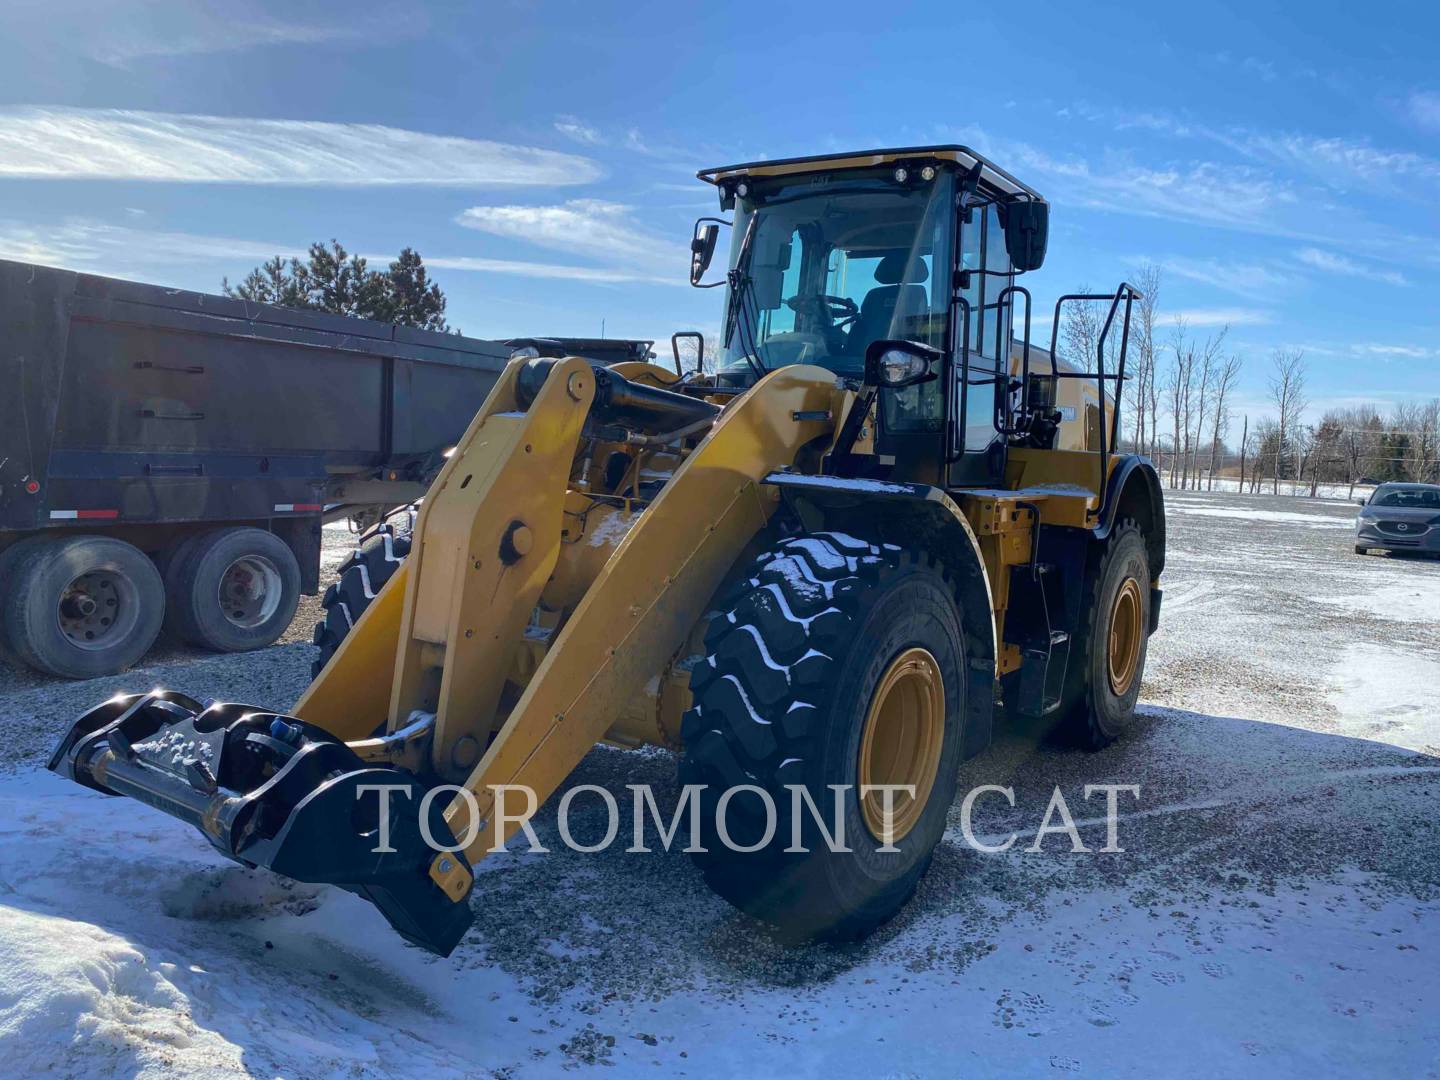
xmin=786 ymin=293 xmax=860 ymax=330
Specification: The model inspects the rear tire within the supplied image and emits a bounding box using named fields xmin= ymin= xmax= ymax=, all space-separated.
xmin=164 ymin=527 xmax=301 ymax=652
xmin=3 ymin=535 xmax=165 ymax=679
xmin=1059 ymin=519 xmax=1151 ymax=750
xmin=311 ymin=512 xmax=414 ymax=678
xmin=680 ymin=532 xmax=967 ymax=941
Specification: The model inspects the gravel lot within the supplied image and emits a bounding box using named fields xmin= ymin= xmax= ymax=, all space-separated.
xmin=1 ymin=490 xmax=1437 ymax=1077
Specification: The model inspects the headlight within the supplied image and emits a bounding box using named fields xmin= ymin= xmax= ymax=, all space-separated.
xmin=878 ymin=349 xmax=929 ymax=386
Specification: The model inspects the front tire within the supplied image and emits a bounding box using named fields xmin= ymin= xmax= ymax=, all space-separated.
xmin=1354 ymin=544 xmax=1369 ymax=556
xmin=311 ymin=512 xmax=414 ymax=678
xmin=680 ymin=532 xmax=967 ymax=941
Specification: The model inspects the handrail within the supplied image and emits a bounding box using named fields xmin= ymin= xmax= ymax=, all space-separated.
xmin=994 ymin=285 xmax=1031 ymax=437
xmin=1045 ymin=283 xmax=1144 ymax=518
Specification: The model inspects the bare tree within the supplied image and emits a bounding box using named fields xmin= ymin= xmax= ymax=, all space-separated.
xmin=1336 ymin=405 xmax=1383 ymax=497
xmin=1164 ymin=320 xmax=1193 ymax=488
xmin=670 ymin=333 xmax=722 ymax=374
xmin=1392 ymin=399 xmax=1440 ymax=483
xmin=1237 ymin=414 xmax=1250 ymax=494
xmin=1253 ymin=417 xmax=1282 ymax=493
xmin=1266 ymin=348 xmax=1308 ymax=494
xmin=1060 ymin=283 xmax=1102 ymax=374
xmin=1207 ymin=353 xmax=1242 ymax=490
xmin=1186 ymin=329 xmax=1227 ymax=487
xmin=1127 ymin=262 xmax=1162 ymax=456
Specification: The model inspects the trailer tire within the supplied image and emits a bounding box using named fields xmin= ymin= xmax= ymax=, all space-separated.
xmin=164 ymin=527 xmax=301 ymax=652
xmin=3 ymin=535 xmax=165 ymax=679
xmin=1058 ymin=518 xmax=1151 ymax=750
xmin=0 ymin=536 xmax=54 ymax=669
xmin=680 ymin=532 xmax=967 ymax=942
xmin=311 ymin=515 xmax=414 ymax=678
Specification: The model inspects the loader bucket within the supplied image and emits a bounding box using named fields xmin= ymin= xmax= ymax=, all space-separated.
xmin=48 ymin=691 xmax=474 ymax=956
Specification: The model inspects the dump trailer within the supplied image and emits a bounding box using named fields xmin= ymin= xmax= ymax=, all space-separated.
xmin=0 ymin=258 xmax=649 ymax=678
xmin=51 ymin=146 xmax=1165 ymax=957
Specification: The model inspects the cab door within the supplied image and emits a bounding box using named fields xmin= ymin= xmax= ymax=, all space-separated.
xmin=947 ymin=202 xmax=1013 ymax=488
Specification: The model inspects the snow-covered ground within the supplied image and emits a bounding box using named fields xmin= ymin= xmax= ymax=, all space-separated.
xmin=2 ymin=490 xmax=1438 ymax=1077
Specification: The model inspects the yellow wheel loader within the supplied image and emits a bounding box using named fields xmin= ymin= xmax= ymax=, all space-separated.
xmin=49 ymin=146 xmax=1165 ymax=956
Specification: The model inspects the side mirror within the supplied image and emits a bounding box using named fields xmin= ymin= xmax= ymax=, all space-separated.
xmin=864 ymin=339 xmax=942 ymax=389
xmin=1355 ymin=497 xmax=1367 ymax=507
xmin=1003 ymin=200 xmax=1049 ymax=272
xmin=671 ymin=331 xmax=703 ymax=376
xmin=690 ymin=221 xmax=720 ymax=286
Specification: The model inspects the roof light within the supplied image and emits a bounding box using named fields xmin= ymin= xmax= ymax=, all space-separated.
xmin=920 ymin=165 xmax=937 ymax=182
xmin=736 ymin=182 xmax=749 ymax=198
xmin=893 ymin=166 xmax=909 ymax=184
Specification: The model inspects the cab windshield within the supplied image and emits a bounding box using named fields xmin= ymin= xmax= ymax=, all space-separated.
xmin=720 ymin=169 xmax=955 ymax=379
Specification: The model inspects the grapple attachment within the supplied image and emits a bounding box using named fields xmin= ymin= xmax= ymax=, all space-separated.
xmin=48 ymin=692 xmax=473 ymax=956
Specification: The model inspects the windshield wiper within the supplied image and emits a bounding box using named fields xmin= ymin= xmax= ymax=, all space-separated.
xmin=722 ymin=215 xmax=767 ymax=382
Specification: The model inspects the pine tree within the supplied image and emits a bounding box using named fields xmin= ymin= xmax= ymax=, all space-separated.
xmin=223 ymin=242 xmax=452 ymax=332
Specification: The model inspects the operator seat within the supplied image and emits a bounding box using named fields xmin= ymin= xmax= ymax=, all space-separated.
xmin=847 ymin=252 xmax=929 ymax=356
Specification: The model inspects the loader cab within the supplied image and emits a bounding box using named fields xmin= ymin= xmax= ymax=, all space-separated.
xmin=696 ymin=146 xmax=1048 ymax=490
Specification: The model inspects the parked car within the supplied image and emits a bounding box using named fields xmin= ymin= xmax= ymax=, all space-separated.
xmin=1354 ymin=483 xmax=1440 ymax=556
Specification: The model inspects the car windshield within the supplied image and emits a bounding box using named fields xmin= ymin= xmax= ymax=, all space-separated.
xmin=1373 ymin=486 xmax=1440 ymax=509
xmin=719 ymin=169 xmax=955 ymax=378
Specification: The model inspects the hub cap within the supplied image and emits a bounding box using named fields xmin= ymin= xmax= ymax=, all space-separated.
xmin=1107 ymin=578 xmax=1143 ymax=697
xmin=858 ymin=647 xmax=945 ymax=844
xmin=57 ymin=569 xmax=138 ymax=650
xmin=218 ymin=556 xmax=283 ymax=629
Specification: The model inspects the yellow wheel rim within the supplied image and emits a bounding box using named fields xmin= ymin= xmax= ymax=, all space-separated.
xmin=858 ymin=647 xmax=945 ymax=844
xmin=1107 ymin=578 xmax=1143 ymax=697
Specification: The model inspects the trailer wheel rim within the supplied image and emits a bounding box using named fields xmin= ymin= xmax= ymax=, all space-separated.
xmin=57 ymin=570 xmax=139 ymax=650
xmin=218 ymin=555 xmax=283 ymax=629
xmin=858 ymin=647 xmax=945 ymax=844
xmin=1107 ymin=577 xmax=1143 ymax=697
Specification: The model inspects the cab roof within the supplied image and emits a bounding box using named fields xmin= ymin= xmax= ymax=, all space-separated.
xmin=696 ymin=145 xmax=1043 ymax=202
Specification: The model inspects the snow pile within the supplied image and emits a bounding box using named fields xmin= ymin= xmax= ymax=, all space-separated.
xmin=0 ymin=906 xmax=242 ymax=1078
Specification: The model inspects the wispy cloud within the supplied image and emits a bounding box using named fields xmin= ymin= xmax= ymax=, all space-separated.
xmin=1058 ymin=103 xmax=1440 ymax=198
xmin=554 ymin=115 xmax=603 ymax=146
xmin=1294 ymin=247 xmax=1409 ymax=286
xmin=1162 ymin=307 xmax=1273 ymax=328
xmin=457 ymin=198 xmax=686 ymax=267
xmin=1145 ymin=254 xmax=1298 ymax=295
xmin=422 ymin=255 xmax=678 ymax=286
xmin=0 ymin=0 xmax=421 ymax=66
xmin=0 ymin=216 xmax=683 ymax=289
xmin=0 ymin=107 xmax=602 ymax=187
xmin=0 ymin=218 xmax=304 ymax=270
xmin=1407 ymin=90 xmax=1440 ymax=133
xmin=1352 ymin=343 xmax=1432 ymax=359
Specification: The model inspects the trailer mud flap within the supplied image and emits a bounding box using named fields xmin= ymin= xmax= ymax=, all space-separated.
xmin=48 ymin=692 xmax=473 ymax=957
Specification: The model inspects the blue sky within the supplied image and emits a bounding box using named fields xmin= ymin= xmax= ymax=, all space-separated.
xmin=0 ymin=0 xmax=1435 ymax=422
